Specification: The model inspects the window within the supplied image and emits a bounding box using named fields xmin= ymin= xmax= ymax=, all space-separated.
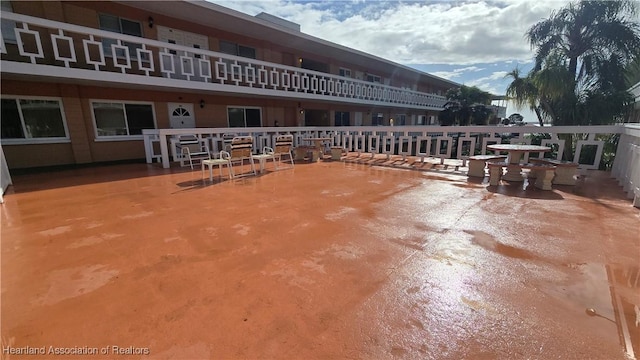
xmin=396 ymin=114 xmax=406 ymax=126
xmin=193 ymin=44 xmax=201 ymax=59
xmin=417 ymin=115 xmax=427 ymax=125
xmin=223 ymin=41 xmax=256 ymax=59
xmin=219 ymin=40 xmax=256 ymax=59
xmin=335 ymin=111 xmax=350 ymax=126
xmin=366 ymin=74 xmax=381 ymax=83
xmin=92 ymin=101 xmax=155 ymax=137
xmin=372 ymin=113 xmax=384 ymax=126
xmin=219 ymin=40 xmax=256 ymax=76
xmin=98 ymin=14 xmax=143 ymax=59
xmin=339 ymin=68 xmax=351 ymax=78
xmin=228 ymin=107 xmax=261 ymax=127
xmin=1 ymin=98 xmax=68 ymax=140
xmin=168 ymin=39 xmax=177 ymax=55
xmin=1 ymin=0 xmax=16 ymax=44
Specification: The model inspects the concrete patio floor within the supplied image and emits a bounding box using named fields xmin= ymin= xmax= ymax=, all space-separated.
xmin=1 ymin=158 xmax=639 ymax=360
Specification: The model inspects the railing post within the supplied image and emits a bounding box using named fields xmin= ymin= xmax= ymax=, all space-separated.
xmin=160 ymin=132 xmax=170 ymax=169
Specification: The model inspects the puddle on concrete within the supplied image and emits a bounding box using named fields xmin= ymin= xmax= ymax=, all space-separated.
xmin=465 ymin=230 xmax=538 ymax=260
xmin=548 ymin=263 xmax=640 ymax=359
xmin=33 ymin=265 xmax=119 ymax=306
xmin=325 ymin=207 xmax=357 ymax=221
xmin=67 ymin=233 xmax=124 ymax=249
xmin=232 ymin=224 xmax=250 ymax=236
xmin=38 ymin=225 xmax=72 ymax=237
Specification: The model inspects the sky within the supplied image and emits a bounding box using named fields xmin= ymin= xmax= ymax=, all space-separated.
xmin=209 ymin=0 xmax=575 ymax=122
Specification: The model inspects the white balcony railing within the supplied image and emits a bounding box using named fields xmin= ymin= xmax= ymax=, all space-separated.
xmin=0 ymin=12 xmax=447 ymax=110
xmin=142 ymin=124 xmax=640 ymax=205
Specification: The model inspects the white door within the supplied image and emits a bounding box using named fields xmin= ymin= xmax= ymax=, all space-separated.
xmin=168 ymin=103 xmax=195 ymax=128
xmin=354 ymin=112 xmax=363 ymax=126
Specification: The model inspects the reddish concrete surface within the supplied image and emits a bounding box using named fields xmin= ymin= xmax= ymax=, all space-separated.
xmin=1 ymin=159 xmax=639 ymax=360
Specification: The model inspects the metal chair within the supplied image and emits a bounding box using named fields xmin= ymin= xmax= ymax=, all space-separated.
xmin=251 ymin=147 xmax=276 ymax=174
xmin=201 ymin=151 xmax=232 ymax=182
xmin=251 ymin=135 xmax=295 ymax=173
xmin=228 ymin=136 xmax=256 ymax=178
xmin=221 ymin=133 xmax=237 ymax=152
xmin=272 ymin=134 xmax=294 ymax=169
xmin=176 ymin=135 xmax=210 ymax=169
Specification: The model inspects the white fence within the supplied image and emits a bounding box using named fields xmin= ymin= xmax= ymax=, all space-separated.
xmin=611 ymin=124 xmax=640 ymax=206
xmin=1 ymin=11 xmax=446 ymax=110
xmin=142 ymin=124 xmax=640 ymax=206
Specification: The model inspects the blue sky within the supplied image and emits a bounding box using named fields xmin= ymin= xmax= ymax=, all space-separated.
xmin=209 ymin=0 xmax=575 ymax=122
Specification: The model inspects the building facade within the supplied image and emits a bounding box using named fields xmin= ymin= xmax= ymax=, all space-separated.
xmin=0 ymin=0 xmax=461 ymax=169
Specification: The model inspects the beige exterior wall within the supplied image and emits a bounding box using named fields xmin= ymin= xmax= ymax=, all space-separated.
xmin=1 ymin=79 xmax=302 ymax=168
xmin=2 ymin=1 xmax=453 ymax=168
xmin=3 ymin=143 xmax=75 ymax=169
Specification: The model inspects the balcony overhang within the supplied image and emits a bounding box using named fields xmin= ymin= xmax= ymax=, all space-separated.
xmin=116 ymin=0 xmax=459 ymax=90
xmin=1 ymin=11 xmax=448 ymax=111
xmin=1 ymin=61 xmax=443 ymax=110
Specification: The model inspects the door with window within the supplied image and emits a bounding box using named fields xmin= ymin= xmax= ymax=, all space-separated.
xmin=168 ymin=103 xmax=195 ymax=128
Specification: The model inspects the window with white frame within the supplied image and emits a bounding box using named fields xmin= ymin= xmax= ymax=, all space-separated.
xmin=228 ymin=107 xmax=261 ymax=127
xmin=339 ymin=68 xmax=351 ymax=78
xmin=417 ymin=115 xmax=427 ymax=125
xmin=1 ymin=98 xmax=68 ymax=140
xmin=98 ymin=14 xmax=144 ymax=59
xmin=366 ymin=74 xmax=382 ymax=83
xmin=91 ymin=101 xmax=155 ymax=137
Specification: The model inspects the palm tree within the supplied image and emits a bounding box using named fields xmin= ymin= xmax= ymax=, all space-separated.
xmin=528 ymin=0 xmax=640 ymax=90
xmin=509 ymin=0 xmax=640 ymax=126
xmin=504 ymin=68 xmax=546 ymax=126
xmin=506 ymin=0 xmax=640 ymax=159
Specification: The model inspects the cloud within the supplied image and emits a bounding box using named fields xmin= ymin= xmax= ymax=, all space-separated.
xmin=431 ymin=66 xmax=485 ymax=80
xmin=208 ymin=0 xmax=571 ymax=96
xmin=213 ymin=0 xmax=570 ymax=66
xmin=465 ymin=71 xmax=510 ymax=94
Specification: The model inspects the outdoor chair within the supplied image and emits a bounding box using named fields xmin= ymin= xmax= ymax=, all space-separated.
xmin=222 ymin=133 xmax=238 ymax=152
xmin=201 ymin=151 xmax=232 ymax=182
xmin=251 ymin=147 xmax=276 ymax=174
xmin=251 ymin=135 xmax=295 ymax=172
xmin=228 ymin=136 xmax=257 ymax=178
xmin=272 ymin=134 xmax=295 ymax=169
xmin=176 ymin=135 xmax=210 ymax=169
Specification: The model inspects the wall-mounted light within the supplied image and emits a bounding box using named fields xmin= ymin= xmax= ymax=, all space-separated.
xmin=298 ymin=57 xmax=303 ymax=64
xmin=299 ymin=109 xmax=304 ymax=115
xmin=148 ymin=16 xmax=154 ymax=28
xmin=200 ymin=99 xmax=205 ymax=108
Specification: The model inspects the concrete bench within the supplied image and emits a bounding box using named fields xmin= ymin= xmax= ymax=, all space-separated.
xmin=467 ymin=155 xmax=508 ymax=177
xmin=330 ymin=146 xmax=345 ymax=160
xmin=487 ymin=161 xmax=507 ymax=186
xmin=521 ymin=163 xmax=557 ymax=190
xmin=294 ymin=146 xmax=320 ymax=162
xmin=529 ymin=158 xmax=578 ymax=185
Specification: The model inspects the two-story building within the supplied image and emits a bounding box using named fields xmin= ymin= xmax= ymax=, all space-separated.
xmin=1 ymin=0 xmax=461 ymax=169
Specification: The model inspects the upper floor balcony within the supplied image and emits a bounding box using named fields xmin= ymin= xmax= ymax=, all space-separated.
xmin=0 ymin=11 xmax=448 ymax=110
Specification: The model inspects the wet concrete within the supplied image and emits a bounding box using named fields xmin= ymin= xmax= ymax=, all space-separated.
xmin=1 ymin=160 xmax=639 ymax=359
